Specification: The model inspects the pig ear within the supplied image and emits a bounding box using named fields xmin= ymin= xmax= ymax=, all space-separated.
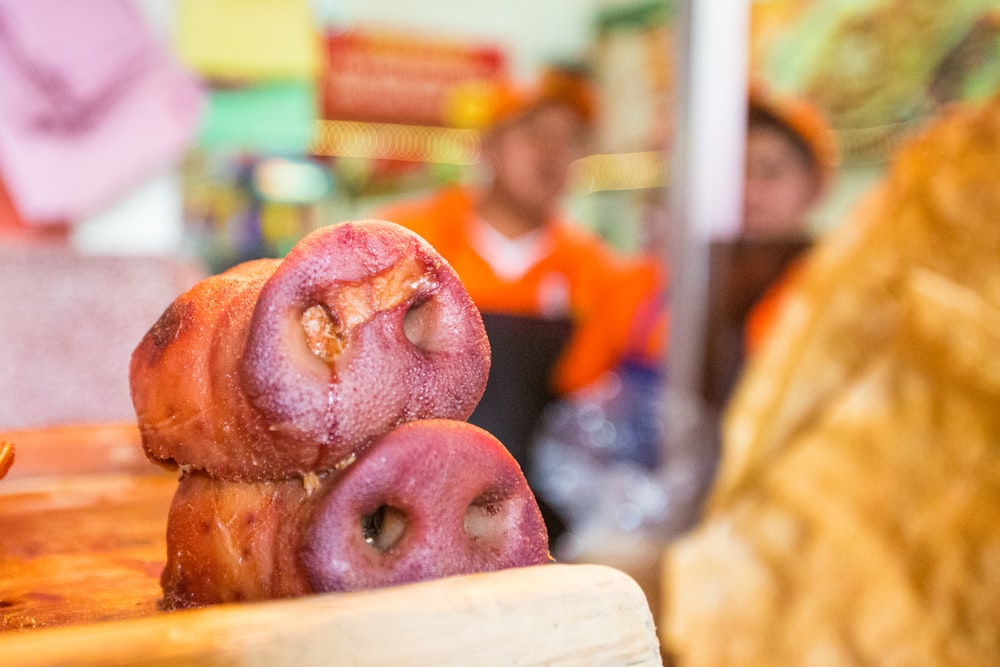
xmin=300 ymin=419 xmax=550 ymax=593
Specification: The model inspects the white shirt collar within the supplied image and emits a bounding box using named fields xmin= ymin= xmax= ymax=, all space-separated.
xmin=469 ymin=218 xmax=551 ymax=281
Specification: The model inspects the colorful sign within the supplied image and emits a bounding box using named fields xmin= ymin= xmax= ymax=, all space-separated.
xmin=321 ymin=29 xmax=507 ymax=127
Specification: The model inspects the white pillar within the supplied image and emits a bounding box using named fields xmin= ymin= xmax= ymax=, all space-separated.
xmin=665 ymin=0 xmax=750 ymax=407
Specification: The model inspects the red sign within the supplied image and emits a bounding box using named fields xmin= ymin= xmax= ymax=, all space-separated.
xmin=321 ymin=29 xmax=507 ymax=127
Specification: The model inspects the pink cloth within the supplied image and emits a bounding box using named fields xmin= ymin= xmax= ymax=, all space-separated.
xmin=0 ymin=0 xmax=203 ymax=222
xmin=0 ymin=241 xmax=206 ymax=429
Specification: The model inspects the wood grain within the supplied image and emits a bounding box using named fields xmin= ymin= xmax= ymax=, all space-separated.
xmin=0 ymin=471 xmax=174 ymax=630
xmin=0 ymin=423 xmax=663 ymax=665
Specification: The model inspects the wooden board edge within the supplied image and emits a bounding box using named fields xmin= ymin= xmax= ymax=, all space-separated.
xmin=0 ymin=563 xmax=663 ymax=666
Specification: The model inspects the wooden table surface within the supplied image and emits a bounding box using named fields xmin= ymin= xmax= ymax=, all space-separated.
xmin=0 ymin=422 xmax=664 ymax=666
xmin=1 ymin=423 xmax=172 ymax=630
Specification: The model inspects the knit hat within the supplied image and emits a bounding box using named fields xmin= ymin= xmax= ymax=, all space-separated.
xmin=447 ymin=65 xmax=597 ymax=131
xmin=748 ymin=82 xmax=840 ymax=188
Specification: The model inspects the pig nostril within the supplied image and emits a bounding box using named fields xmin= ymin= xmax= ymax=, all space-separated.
xmin=464 ymin=495 xmax=505 ymax=543
xmin=361 ymin=505 xmax=407 ymax=551
xmin=402 ymin=297 xmax=437 ymax=350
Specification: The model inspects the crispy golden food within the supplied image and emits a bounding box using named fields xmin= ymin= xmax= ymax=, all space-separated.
xmin=662 ymin=93 xmax=1000 ymax=665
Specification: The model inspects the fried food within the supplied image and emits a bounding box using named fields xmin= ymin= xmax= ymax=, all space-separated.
xmin=161 ymin=420 xmax=550 ymax=609
xmin=130 ymin=220 xmax=491 ymax=481
xmin=662 ymin=92 xmax=1000 ymax=665
xmin=131 ymin=220 xmax=553 ymax=609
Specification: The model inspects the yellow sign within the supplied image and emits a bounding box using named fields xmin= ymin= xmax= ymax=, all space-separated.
xmin=174 ymin=0 xmax=321 ymax=80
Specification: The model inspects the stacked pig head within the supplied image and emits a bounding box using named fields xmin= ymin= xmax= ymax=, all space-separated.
xmin=130 ymin=220 xmax=550 ymax=609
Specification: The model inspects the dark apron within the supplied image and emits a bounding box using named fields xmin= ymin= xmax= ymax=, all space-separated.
xmin=468 ymin=311 xmax=573 ymax=547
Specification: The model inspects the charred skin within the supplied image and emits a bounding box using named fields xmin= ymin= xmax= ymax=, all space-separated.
xmin=129 ymin=258 xmax=281 ymax=480
xmin=129 ymin=220 xmax=491 ymax=481
xmin=159 ymin=471 xmax=314 ymax=609
xmin=160 ymin=420 xmax=550 ymax=608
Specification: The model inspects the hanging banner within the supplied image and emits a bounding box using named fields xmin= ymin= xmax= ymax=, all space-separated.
xmin=321 ymin=29 xmax=507 ymax=127
xmin=750 ymin=0 xmax=1000 ymax=165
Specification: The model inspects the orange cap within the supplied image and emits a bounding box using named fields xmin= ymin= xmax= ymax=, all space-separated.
xmin=748 ymin=82 xmax=839 ymax=187
xmin=447 ymin=65 xmax=598 ymax=131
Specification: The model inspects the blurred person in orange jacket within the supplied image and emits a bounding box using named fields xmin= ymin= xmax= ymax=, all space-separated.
xmin=704 ymin=86 xmax=838 ymax=411
xmin=376 ymin=65 xmax=666 ymax=544
xmin=742 ymin=85 xmax=838 ymax=356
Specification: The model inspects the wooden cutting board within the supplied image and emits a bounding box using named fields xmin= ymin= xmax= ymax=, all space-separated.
xmin=0 ymin=423 xmax=663 ymax=666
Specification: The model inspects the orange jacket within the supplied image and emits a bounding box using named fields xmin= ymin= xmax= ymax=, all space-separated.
xmin=377 ymin=187 xmax=665 ymax=395
xmin=744 ymin=258 xmax=804 ymax=356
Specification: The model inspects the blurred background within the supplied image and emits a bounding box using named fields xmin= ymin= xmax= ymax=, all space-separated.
xmin=4 ymin=0 xmax=995 ymax=402
xmin=0 ymin=0 xmax=993 ymax=267
xmin=4 ymin=0 xmax=997 ymax=459
xmin=4 ymin=0 xmax=995 ymax=262
xmin=3 ymin=0 xmax=1000 ymax=649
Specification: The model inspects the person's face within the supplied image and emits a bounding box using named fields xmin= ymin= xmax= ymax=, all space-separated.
xmin=483 ymin=103 xmax=589 ymax=221
xmin=743 ymin=124 xmax=822 ymax=237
